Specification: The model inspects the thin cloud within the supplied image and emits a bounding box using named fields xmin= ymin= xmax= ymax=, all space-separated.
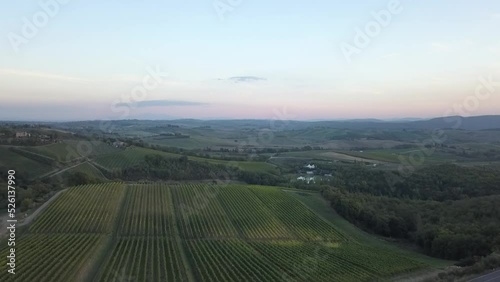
xmin=0 ymin=69 xmax=92 ymax=83
xmin=115 ymin=99 xmax=208 ymax=108
xmin=227 ymin=76 xmax=267 ymax=83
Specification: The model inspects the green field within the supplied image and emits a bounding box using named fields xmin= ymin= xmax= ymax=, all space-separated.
xmin=190 ymin=157 xmax=279 ymax=174
xmin=93 ymin=146 xmax=279 ymax=174
xmin=286 ymin=189 xmax=452 ymax=267
xmin=279 ymin=148 xmax=467 ymax=165
xmin=0 ymin=183 xmax=443 ymax=281
xmin=336 ymin=149 xmax=462 ymax=164
xmin=92 ymin=147 xmax=180 ymax=170
xmin=0 ymin=147 xmax=55 ymax=179
xmin=23 ymin=140 xmax=120 ymax=163
xmin=279 ymin=150 xmax=388 ymax=164
xmin=59 ymin=162 xmax=107 ymax=180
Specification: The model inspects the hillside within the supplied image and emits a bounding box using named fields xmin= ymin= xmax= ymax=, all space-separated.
xmin=0 ymin=183 xmax=448 ymax=282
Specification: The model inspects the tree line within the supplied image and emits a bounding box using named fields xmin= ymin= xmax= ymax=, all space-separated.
xmin=321 ymin=163 xmax=500 ymax=261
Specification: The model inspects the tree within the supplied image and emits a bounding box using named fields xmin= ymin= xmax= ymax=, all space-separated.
xmin=67 ymin=172 xmax=96 ymax=186
xmin=21 ymin=198 xmax=33 ymax=212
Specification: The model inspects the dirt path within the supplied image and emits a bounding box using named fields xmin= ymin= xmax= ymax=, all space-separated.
xmin=38 ymin=168 xmax=63 ymax=178
xmin=88 ymin=160 xmax=110 ymax=172
xmin=43 ymin=162 xmax=85 ymax=178
xmin=0 ymin=213 xmax=11 ymax=237
xmin=469 ymin=269 xmax=500 ymax=282
xmin=19 ymin=189 xmax=67 ymax=226
xmin=87 ymin=161 xmax=109 ymax=180
xmin=0 ymin=189 xmax=66 ymax=237
xmin=392 ymin=268 xmax=451 ymax=282
xmin=319 ymin=151 xmax=388 ymax=164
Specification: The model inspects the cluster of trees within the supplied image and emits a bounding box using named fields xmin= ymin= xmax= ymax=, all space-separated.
xmin=66 ymin=171 xmax=99 ymax=186
xmin=0 ymin=168 xmax=62 ymax=212
xmin=102 ymin=154 xmax=288 ymax=186
xmin=322 ymin=164 xmax=500 ymax=260
xmin=0 ymin=126 xmax=64 ymax=146
xmin=118 ymin=155 xmax=238 ymax=181
xmin=236 ymin=170 xmax=287 ymax=186
xmin=320 ymin=163 xmax=500 ymax=201
xmin=125 ymin=138 xmax=270 ymax=162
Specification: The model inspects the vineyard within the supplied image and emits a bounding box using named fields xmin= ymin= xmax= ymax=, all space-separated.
xmin=116 ymin=184 xmax=176 ymax=236
xmin=0 ymin=234 xmax=106 ymax=282
xmin=29 ymin=183 xmax=125 ymax=234
xmin=96 ymin=237 xmax=190 ymax=281
xmin=250 ymin=185 xmax=347 ymax=241
xmin=0 ymin=183 xmax=435 ymax=281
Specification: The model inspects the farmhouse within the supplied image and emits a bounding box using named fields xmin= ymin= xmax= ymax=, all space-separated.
xmin=38 ymin=134 xmax=52 ymax=143
xmin=304 ymin=164 xmax=315 ymax=169
xmin=113 ymin=141 xmax=127 ymax=148
xmin=15 ymin=131 xmax=31 ymax=138
xmin=296 ymin=176 xmax=315 ymax=184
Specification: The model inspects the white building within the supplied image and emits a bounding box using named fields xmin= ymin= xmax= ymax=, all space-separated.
xmin=296 ymin=176 xmax=315 ymax=184
xmin=15 ymin=132 xmax=30 ymax=138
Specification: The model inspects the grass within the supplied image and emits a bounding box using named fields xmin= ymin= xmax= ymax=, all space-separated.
xmin=280 ymin=148 xmax=469 ymax=165
xmin=22 ymin=142 xmax=80 ymax=162
xmin=59 ymin=162 xmax=107 ymax=180
xmin=92 ymin=147 xmax=180 ymax=170
xmin=93 ymin=146 xmax=279 ymax=174
xmin=286 ymin=189 xmax=453 ymax=268
xmin=189 ymin=156 xmax=279 ymax=174
xmin=143 ymin=134 xmax=239 ymax=150
xmin=0 ymin=146 xmax=55 ymax=179
xmin=23 ymin=140 xmax=121 ymax=163
xmin=336 ymin=149 xmax=460 ymax=164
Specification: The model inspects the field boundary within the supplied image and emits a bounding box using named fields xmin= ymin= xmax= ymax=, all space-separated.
xmin=168 ymin=187 xmax=196 ymax=282
xmin=88 ymin=183 xmax=129 ymax=282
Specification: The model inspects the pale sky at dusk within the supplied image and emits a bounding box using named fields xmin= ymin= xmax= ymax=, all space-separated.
xmin=1 ymin=0 xmax=499 ymax=121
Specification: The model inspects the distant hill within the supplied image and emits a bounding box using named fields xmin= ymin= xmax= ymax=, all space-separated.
xmin=166 ymin=115 xmax=500 ymax=130
xmin=30 ymin=115 xmax=500 ymax=131
xmin=409 ymin=115 xmax=500 ymax=130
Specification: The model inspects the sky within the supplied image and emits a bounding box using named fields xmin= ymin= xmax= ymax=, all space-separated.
xmin=0 ymin=0 xmax=499 ymax=121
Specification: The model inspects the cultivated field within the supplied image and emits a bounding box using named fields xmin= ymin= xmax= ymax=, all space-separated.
xmin=0 ymin=147 xmax=55 ymax=179
xmin=92 ymin=147 xmax=180 ymax=170
xmin=0 ymin=183 xmax=438 ymax=281
xmin=92 ymin=146 xmax=279 ymax=175
xmin=22 ymin=140 xmax=120 ymax=163
xmin=58 ymin=162 xmax=107 ymax=180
